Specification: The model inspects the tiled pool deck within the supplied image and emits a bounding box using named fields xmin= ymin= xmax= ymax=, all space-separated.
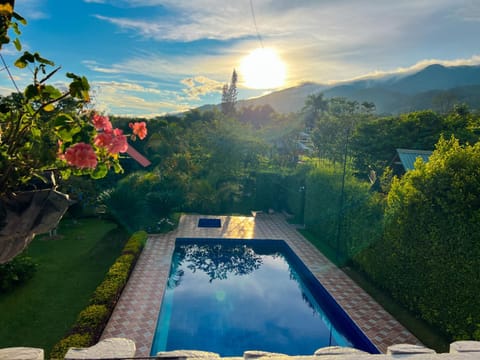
xmin=101 ymin=213 xmax=420 ymax=356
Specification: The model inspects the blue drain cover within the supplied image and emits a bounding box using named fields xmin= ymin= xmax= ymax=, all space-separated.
xmin=198 ymin=218 xmax=221 ymax=228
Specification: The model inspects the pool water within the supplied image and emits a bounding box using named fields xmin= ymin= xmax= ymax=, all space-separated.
xmin=151 ymin=239 xmax=378 ymax=356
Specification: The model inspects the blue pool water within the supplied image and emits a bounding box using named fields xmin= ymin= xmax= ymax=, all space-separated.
xmin=151 ymin=239 xmax=379 ymax=356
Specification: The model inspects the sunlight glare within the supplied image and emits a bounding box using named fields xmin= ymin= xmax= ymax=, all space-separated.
xmin=240 ymin=48 xmax=286 ymax=89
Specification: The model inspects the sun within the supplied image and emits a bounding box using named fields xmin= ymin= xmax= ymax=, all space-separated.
xmin=239 ymin=48 xmax=286 ymax=89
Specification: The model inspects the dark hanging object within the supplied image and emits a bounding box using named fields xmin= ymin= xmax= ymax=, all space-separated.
xmin=0 ymin=189 xmax=73 ymax=264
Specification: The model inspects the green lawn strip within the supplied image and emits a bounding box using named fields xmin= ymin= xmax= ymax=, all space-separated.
xmin=298 ymin=229 xmax=450 ymax=353
xmin=0 ymin=218 xmax=128 ymax=352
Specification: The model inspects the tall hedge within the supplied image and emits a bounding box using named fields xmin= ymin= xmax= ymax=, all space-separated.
xmin=304 ymin=164 xmax=384 ymax=263
xmin=354 ymin=137 xmax=480 ymax=340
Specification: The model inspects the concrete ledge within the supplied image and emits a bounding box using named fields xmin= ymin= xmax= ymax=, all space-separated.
xmin=64 ymin=338 xmax=135 ymax=359
xmin=0 ymin=347 xmax=43 ymax=360
xmin=387 ymin=344 xmax=437 ymax=355
xmin=450 ymin=341 xmax=480 ymax=353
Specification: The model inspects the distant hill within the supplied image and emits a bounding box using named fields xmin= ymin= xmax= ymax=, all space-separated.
xmin=232 ymin=64 xmax=480 ymax=115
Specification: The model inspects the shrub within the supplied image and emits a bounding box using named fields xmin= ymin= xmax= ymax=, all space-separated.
xmin=49 ymin=333 xmax=93 ymax=360
xmin=105 ymin=260 xmax=131 ymax=281
xmin=89 ymin=277 xmax=125 ymax=307
xmin=73 ymin=304 xmax=109 ymax=336
xmin=122 ymin=230 xmax=147 ymax=255
xmin=0 ymin=255 xmax=37 ymax=293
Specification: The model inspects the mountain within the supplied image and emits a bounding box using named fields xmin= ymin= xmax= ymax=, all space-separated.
xmin=235 ymin=64 xmax=480 ymax=115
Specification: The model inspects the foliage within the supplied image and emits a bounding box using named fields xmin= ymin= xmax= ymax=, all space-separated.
xmin=49 ymin=333 xmax=93 ymax=360
xmin=304 ymin=162 xmax=384 ymax=264
xmin=310 ymin=97 xmax=375 ymax=164
xmin=73 ymin=304 xmax=109 ymax=335
xmin=0 ymin=11 xmax=147 ymax=196
xmin=350 ymin=108 xmax=480 ymax=176
xmin=0 ymin=254 xmax=36 ymax=293
xmin=354 ymin=136 xmax=480 ymax=340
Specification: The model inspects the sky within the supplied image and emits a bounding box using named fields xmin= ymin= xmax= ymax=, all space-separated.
xmin=1 ymin=0 xmax=480 ymax=117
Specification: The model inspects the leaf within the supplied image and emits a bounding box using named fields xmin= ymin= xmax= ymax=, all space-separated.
xmin=54 ymin=114 xmax=74 ymax=127
xmin=33 ymin=52 xmax=54 ymax=66
xmin=67 ymin=73 xmax=90 ymax=101
xmin=0 ymin=4 xmax=13 ymax=15
xmin=12 ymin=11 xmax=27 ymax=25
xmin=42 ymin=85 xmax=62 ymax=99
xmin=60 ymin=168 xmax=72 ymax=180
xmin=31 ymin=127 xmax=41 ymax=138
xmin=24 ymin=84 xmax=39 ymax=99
xmin=113 ymin=161 xmax=124 ymax=174
xmin=14 ymin=52 xmax=35 ymax=68
xmin=56 ymin=125 xmax=81 ymax=142
xmin=13 ymin=38 xmax=21 ymax=51
xmin=91 ymin=164 xmax=108 ymax=179
xmin=43 ymin=103 xmax=55 ymax=112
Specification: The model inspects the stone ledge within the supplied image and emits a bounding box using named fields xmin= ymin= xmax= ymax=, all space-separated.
xmin=64 ymin=338 xmax=135 ymax=359
xmin=0 ymin=347 xmax=43 ymax=360
xmin=3 ymin=340 xmax=480 ymax=359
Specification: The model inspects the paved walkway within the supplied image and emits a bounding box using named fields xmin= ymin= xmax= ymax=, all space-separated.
xmin=101 ymin=213 xmax=420 ymax=356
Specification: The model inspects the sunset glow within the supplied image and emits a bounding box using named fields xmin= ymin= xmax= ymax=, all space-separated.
xmin=240 ymin=48 xmax=286 ymax=89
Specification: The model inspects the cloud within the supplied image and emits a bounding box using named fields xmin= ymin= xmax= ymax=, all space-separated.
xmin=180 ymin=76 xmax=223 ymax=100
xmin=89 ymin=80 xmax=190 ymax=116
xmin=14 ymin=0 xmax=49 ymax=19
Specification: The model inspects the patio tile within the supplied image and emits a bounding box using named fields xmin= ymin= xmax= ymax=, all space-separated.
xmin=101 ymin=213 xmax=420 ymax=356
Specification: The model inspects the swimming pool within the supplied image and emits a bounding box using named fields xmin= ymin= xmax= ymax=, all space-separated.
xmin=151 ymin=238 xmax=379 ymax=356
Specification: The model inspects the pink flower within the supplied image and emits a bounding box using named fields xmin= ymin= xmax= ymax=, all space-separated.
xmin=129 ymin=121 xmax=147 ymax=140
xmin=94 ymin=128 xmax=128 ymax=154
xmin=92 ymin=113 xmax=112 ymax=131
xmin=64 ymin=142 xmax=98 ymax=169
xmin=109 ymin=128 xmax=128 ymax=154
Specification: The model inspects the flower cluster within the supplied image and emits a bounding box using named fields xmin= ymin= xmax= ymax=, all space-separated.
xmin=64 ymin=142 xmax=98 ymax=169
xmin=60 ymin=113 xmax=147 ymax=171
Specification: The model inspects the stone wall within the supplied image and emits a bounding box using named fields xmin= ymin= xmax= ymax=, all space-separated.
xmin=1 ymin=339 xmax=480 ymax=360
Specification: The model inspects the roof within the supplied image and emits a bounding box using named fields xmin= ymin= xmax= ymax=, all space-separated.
xmin=126 ymin=144 xmax=151 ymax=167
xmin=395 ymin=148 xmax=432 ymax=171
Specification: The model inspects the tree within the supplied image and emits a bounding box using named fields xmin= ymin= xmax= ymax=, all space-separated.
xmin=302 ymin=92 xmax=328 ymax=130
xmin=221 ymin=69 xmax=238 ymax=115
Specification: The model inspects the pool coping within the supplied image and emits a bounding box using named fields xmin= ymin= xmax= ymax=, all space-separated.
xmin=101 ymin=213 xmax=421 ymax=356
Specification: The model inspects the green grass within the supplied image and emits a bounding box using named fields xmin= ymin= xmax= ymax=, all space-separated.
xmin=0 ymin=218 xmax=128 ymax=353
xmin=299 ymin=229 xmax=450 ymax=353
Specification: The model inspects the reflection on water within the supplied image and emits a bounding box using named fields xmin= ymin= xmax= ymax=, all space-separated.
xmin=153 ymin=241 xmax=354 ymax=357
xmin=170 ymin=243 xmax=263 ymax=285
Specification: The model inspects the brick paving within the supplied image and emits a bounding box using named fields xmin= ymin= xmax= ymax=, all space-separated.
xmin=101 ymin=213 xmax=420 ymax=356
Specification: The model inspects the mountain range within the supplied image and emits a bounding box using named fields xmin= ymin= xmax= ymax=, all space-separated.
xmin=233 ymin=64 xmax=480 ymax=115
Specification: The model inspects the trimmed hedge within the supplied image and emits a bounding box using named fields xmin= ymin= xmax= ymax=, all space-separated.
xmin=50 ymin=333 xmax=93 ymax=360
xmin=49 ymin=230 xmax=148 ymax=359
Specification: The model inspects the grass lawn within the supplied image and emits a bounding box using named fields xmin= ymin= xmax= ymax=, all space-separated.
xmin=0 ymin=217 xmax=128 ymax=353
xmin=299 ymin=229 xmax=451 ymax=353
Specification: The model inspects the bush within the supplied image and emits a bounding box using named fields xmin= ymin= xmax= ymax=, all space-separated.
xmin=49 ymin=333 xmax=93 ymax=360
xmin=89 ymin=276 xmax=126 ymax=307
xmin=354 ymin=137 xmax=480 ymax=340
xmin=0 ymin=255 xmax=37 ymax=293
xmin=74 ymin=304 xmax=109 ymax=335
xmin=122 ymin=230 xmax=147 ymax=255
